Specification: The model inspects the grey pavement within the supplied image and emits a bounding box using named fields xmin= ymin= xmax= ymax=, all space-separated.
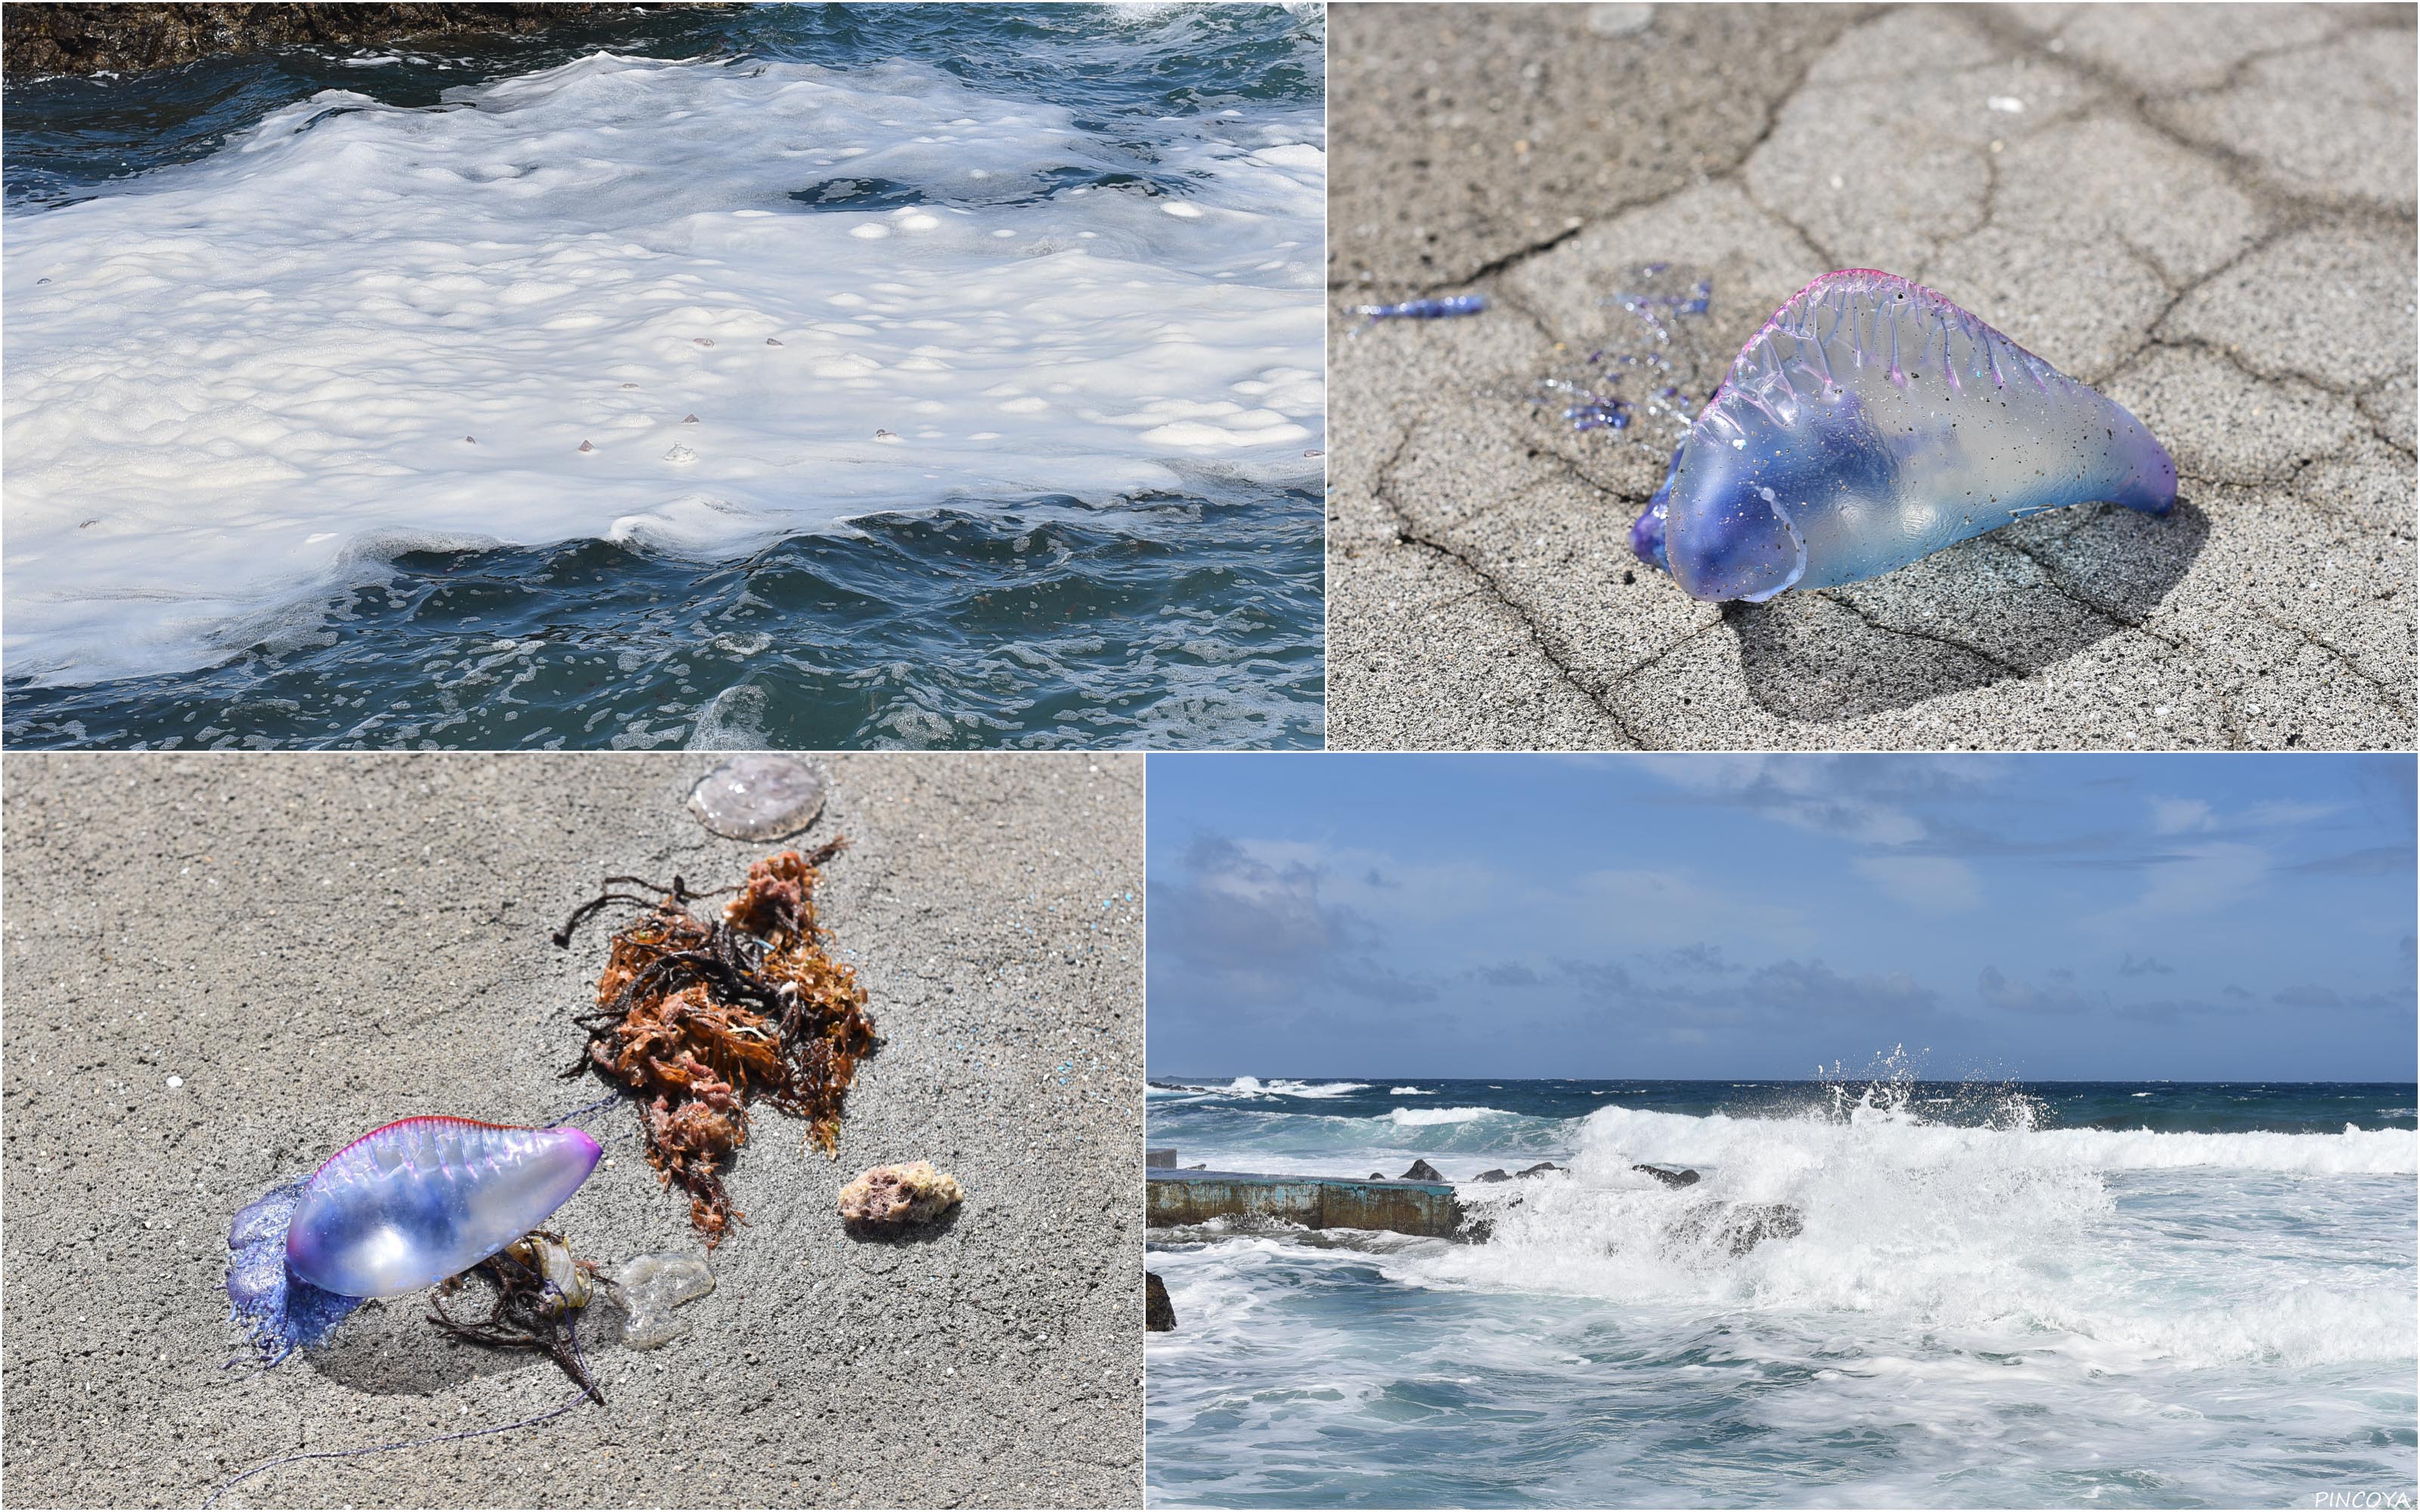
xmin=1329 ymin=2 xmax=2416 ymax=751
xmin=1 ymin=752 xmax=1143 ymax=1507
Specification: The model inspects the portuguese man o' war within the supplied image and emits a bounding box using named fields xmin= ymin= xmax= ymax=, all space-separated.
xmin=1352 ymin=293 xmax=1488 ymax=321
xmin=227 ymin=1117 xmax=601 ymax=1363
xmin=1634 ymin=269 xmax=2176 ymax=602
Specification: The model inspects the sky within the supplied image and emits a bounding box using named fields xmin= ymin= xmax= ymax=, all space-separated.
xmin=1146 ymin=754 xmax=2418 ymax=1083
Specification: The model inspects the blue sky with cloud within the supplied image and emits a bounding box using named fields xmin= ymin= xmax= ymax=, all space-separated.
xmin=1146 ymin=754 xmax=2417 ymax=1081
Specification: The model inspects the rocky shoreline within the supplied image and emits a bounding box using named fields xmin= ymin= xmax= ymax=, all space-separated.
xmin=3 ymin=2 xmax=713 ymax=78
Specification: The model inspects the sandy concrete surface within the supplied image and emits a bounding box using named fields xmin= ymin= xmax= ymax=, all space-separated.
xmin=1 ymin=753 xmax=1142 ymax=1507
xmin=1329 ymin=2 xmax=2416 ymax=751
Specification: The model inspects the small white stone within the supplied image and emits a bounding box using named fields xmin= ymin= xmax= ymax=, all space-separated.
xmin=166 ymin=1076 xmax=183 ymax=1089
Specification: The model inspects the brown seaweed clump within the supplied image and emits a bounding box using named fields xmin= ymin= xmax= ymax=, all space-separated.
xmin=838 ymin=1161 xmax=964 ymax=1228
xmin=558 ymin=843 xmax=877 ymax=1245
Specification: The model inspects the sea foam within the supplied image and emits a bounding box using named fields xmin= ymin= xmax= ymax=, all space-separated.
xmin=2 ymin=51 xmax=1323 ymax=684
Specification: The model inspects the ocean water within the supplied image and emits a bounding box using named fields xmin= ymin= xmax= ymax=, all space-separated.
xmin=2 ymin=3 xmax=1325 ymax=749
xmin=1146 ymin=1076 xmax=2420 ymax=1507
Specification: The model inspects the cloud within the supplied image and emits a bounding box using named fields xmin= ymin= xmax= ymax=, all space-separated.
xmin=1853 ymin=854 xmax=1982 ymax=912
xmin=1978 ymin=965 xmax=2095 ymax=1015
xmin=1637 ymin=754 xmax=2005 ymax=848
xmin=2113 ymin=997 xmax=2249 ymax=1024
xmin=1655 ymin=943 xmax=1740 ymax=976
xmin=2273 ymin=985 xmax=2405 ymax=1011
xmin=1553 ymin=958 xmax=1637 ymax=1000
xmin=1147 ymin=835 xmax=1436 ymax=1016
xmin=2129 ymin=841 xmax=2269 ymax=916
xmin=2286 ymin=846 xmax=2418 ymax=878
xmin=1474 ymin=961 xmax=1544 ymax=988
xmin=2118 ymin=953 xmax=2174 ymax=976
xmin=1745 ymin=958 xmax=1940 ymax=1021
xmin=2149 ymin=797 xmax=2216 ymax=835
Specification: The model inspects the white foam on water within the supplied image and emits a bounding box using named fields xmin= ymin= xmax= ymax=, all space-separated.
xmin=2 ymin=51 xmax=1325 ymax=684
xmin=1383 ymin=1105 xmax=1516 ymax=1127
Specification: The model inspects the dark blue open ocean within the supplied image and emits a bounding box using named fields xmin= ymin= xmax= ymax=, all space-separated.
xmin=2 ymin=4 xmax=1325 ymax=749
xmin=1146 ymin=1076 xmax=2419 ymax=1507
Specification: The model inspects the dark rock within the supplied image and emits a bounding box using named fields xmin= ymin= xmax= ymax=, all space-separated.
xmin=1517 ymin=1161 xmax=1562 ymax=1179
xmin=1398 ymin=1159 xmax=1444 ymax=1182
xmin=1473 ymin=1168 xmax=1512 ymax=1182
xmin=1184 ymin=1163 xmax=1206 ymax=1171
xmin=1634 ymin=1163 xmax=1701 ymax=1188
xmin=1670 ymin=1200 xmax=1804 ymax=1257
xmin=3 ymin=3 xmax=710 ymax=78
xmin=1144 ymin=1272 xmax=1175 ymax=1333
xmin=1369 ymin=1173 xmax=1387 ymax=1182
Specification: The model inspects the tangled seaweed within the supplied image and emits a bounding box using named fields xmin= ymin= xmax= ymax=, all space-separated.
xmin=556 ymin=842 xmax=876 ymax=1245
xmin=427 ymin=1233 xmax=605 ymax=1402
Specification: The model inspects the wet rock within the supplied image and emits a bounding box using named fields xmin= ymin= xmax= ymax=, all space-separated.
xmin=1518 ymin=1161 xmax=1562 ymax=1179
xmin=1398 ymin=1159 xmax=1445 ymax=1182
xmin=839 ymin=1160 xmax=963 ymax=1228
xmin=1634 ymin=1163 xmax=1701 ymax=1188
xmin=1669 ymin=1200 xmax=1804 ymax=1258
xmin=2 ymin=3 xmax=684 ymax=77
xmin=1144 ymin=1272 xmax=1176 ymax=1332
xmin=1473 ymin=1168 xmax=1512 ymax=1182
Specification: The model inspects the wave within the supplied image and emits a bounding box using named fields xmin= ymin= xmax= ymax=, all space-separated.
xmin=1571 ymin=1104 xmax=2419 ymax=1177
xmin=1388 ymin=1086 xmax=1432 ymax=1095
xmin=1382 ymin=1105 xmax=1516 ymax=1127
xmin=2 ymin=48 xmax=1323 ymax=684
xmin=1371 ymin=1101 xmax=2418 ymax=1368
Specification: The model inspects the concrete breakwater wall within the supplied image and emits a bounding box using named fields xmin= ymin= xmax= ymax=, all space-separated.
xmin=1147 ymin=1167 xmax=1468 ymax=1239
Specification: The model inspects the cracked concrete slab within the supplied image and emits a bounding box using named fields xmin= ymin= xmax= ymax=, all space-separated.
xmin=1328 ymin=2 xmax=2416 ymax=751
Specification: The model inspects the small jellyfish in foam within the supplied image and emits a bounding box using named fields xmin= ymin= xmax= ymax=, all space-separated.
xmin=1636 ymin=269 xmax=2176 ymax=602
xmin=227 ymin=1117 xmax=600 ymax=1363
xmin=687 ymin=754 xmax=827 ymax=841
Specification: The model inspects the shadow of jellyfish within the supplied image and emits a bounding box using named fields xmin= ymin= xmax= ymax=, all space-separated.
xmin=1730 ymin=497 xmax=2209 ymax=722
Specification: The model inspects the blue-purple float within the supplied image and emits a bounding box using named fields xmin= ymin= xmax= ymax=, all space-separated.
xmin=1633 ymin=269 xmax=2176 ymax=602
xmin=227 ymin=1117 xmax=601 ymax=1362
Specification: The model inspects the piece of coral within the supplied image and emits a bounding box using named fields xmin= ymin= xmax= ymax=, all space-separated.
xmin=838 ymin=1160 xmax=964 ymax=1228
xmin=566 ymin=842 xmax=876 ymax=1245
xmin=1637 ymin=268 xmax=2176 ymax=602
